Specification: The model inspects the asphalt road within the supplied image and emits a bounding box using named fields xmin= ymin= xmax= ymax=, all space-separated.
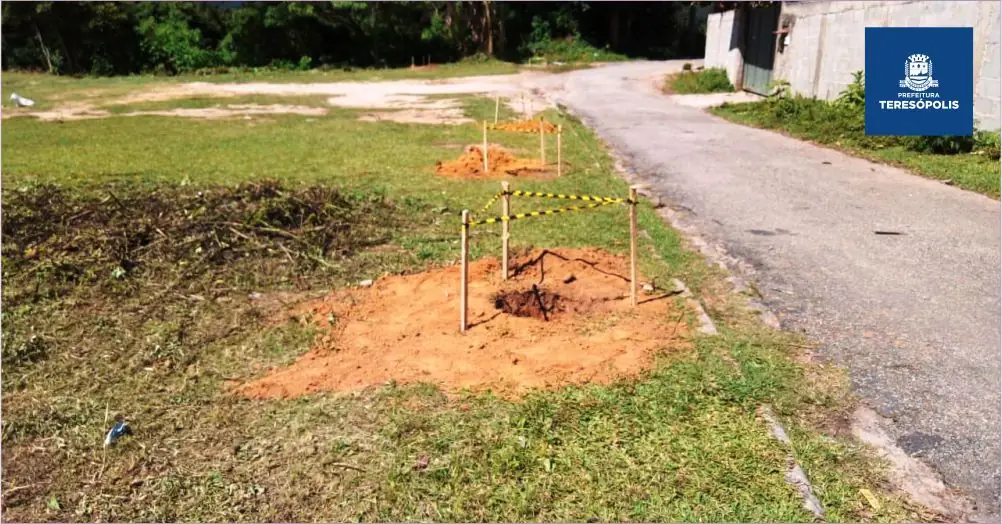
xmin=541 ymin=61 xmax=1001 ymax=519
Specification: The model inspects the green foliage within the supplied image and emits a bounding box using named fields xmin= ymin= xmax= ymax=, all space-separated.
xmin=975 ymin=129 xmax=1001 ymax=160
xmin=834 ymin=70 xmax=865 ymax=111
xmin=2 ymin=1 xmax=709 ymax=75
xmin=525 ymin=35 xmax=628 ymax=63
xmin=905 ymin=135 xmax=975 ymax=155
xmin=666 ymin=68 xmax=733 ymax=94
xmin=136 ymin=6 xmax=212 ymax=74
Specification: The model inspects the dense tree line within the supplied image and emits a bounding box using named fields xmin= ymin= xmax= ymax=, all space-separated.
xmin=1 ymin=1 xmax=711 ymax=75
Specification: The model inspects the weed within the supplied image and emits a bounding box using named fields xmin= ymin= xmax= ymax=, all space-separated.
xmin=665 ymin=68 xmax=734 ymax=94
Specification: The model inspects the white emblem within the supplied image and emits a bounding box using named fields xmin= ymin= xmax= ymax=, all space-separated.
xmin=899 ymin=54 xmax=939 ymax=92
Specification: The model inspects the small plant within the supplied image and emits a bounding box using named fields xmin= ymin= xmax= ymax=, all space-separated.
xmin=769 ymin=79 xmax=793 ymax=99
xmin=835 ymin=70 xmax=865 ymax=110
xmin=682 ymin=62 xmax=692 ymax=72
xmin=666 ymin=68 xmax=733 ymax=94
xmin=905 ymin=135 xmax=975 ymax=155
xmin=974 ymin=129 xmax=1001 ymax=160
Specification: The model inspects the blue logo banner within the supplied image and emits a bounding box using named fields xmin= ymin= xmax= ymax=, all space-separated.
xmin=865 ymin=27 xmax=973 ymax=136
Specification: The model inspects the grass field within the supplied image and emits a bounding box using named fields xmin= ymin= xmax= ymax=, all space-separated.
xmin=1 ymin=69 xmax=932 ymax=521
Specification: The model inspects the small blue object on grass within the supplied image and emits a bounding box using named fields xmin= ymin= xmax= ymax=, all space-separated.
xmin=104 ymin=421 xmax=131 ymax=447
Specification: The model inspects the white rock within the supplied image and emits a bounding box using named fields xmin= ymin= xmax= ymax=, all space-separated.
xmin=9 ymin=93 xmax=35 ymax=107
xmin=359 ymin=279 xmax=374 ymax=288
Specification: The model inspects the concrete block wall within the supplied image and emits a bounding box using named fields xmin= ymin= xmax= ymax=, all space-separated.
xmin=773 ymin=0 xmax=1000 ymax=130
xmin=705 ymin=1 xmax=1000 ymax=130
xmin=703 ymin=11 xmax=743 ymax=88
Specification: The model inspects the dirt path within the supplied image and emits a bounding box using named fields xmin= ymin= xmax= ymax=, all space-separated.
xmin=2 ymin=72 xmax=555 ymax=123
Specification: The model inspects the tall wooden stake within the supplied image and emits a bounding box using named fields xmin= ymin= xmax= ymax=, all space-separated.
xmin=539 ymin=119 xmax=546 ymax=165
xmin=557 ymin=125 xmax=563 ymax=177
xmin=629 ymin=186 xmax=638 ymax=307
xmin=482 ymin=121 xmax=489 ymax=174
xmin=494 ymin=96 xmax=500 ymax=124
xmin=460 ymin=209 xmax=470 ymax=332
xmin=501 ymin=181 xmax=510 ymax=281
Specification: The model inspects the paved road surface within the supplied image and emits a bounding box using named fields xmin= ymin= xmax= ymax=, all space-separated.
xmin=540 ymin=61 xmax=1000 ymax=519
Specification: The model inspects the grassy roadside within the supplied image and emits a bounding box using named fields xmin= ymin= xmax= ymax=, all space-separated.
xmin=709 ymin=82 xmax=1001 ymax=198
xmin=2 ymin=75 xmax=930 ymax=521
xmin=663 ymin=67 xmax=733 ymax=95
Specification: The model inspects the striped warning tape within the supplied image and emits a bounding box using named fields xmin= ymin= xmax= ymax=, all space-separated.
xmin=509 ymin=190 xmax=626 ymax=204
xmin=478 ymin=191 xmax=503 ymax=214
xmin=468 ymin=200 xmax=619 ymax=227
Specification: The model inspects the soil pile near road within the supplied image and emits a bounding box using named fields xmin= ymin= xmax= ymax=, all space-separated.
xmin=435 ymin=144 xmax=548 ymax=178
xmin=235 ymin=248 xmax=688 ymax=399
xmin=488 ymin=120 xmax=558 ymax=133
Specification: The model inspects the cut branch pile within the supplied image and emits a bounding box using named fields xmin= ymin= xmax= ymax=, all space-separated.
xmin=1 ymin=180 xmax=399 ymax=304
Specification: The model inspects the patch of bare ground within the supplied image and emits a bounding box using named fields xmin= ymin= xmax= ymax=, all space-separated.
xmin=235 ymin=248 xmax=689 ymax=399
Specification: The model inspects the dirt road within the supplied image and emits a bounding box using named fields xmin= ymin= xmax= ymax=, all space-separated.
xmin=537 ymin=60 xmax=1000 ymax=520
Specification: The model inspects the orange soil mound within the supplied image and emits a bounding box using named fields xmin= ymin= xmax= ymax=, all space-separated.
xmin=488 ymin=120 xmax=559 ymax=133
xmin=435 ymin=144 xmax=548 ymax=178
xmin=235 ymin=248 xmax=688 ymax=400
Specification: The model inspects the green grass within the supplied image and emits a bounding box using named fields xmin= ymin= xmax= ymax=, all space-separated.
xmin=1 ymin=77 xmax=929 ymax=521
xmin=664 ymin=68 xmax=734 ymax=95
xmin=712 ymin=98 xmax=1001 ymax=198
xmin=526 ymin=37 xmax=629 ymax=64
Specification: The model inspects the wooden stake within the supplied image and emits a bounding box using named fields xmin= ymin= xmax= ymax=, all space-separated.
xmin=557 ymin=125 xmax=563 ymax=177
xmin=501 ymin=181 xmax=510 ymax=281
xmin=539 ymin=119 xmax=546 ymax=165
xmin=411 ymin=56 xmax=415 ymax=68
xmin=460 ymin=209 xmax=470 ymax=332
xmin=482 ymin=121 xmax=489 ymax=174
xmin=629 ymin=186 xmax=638 ymax=307
xmin=494 ymin=96 xmax=500 ymax=124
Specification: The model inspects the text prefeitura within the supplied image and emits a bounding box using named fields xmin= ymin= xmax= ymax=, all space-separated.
xmin=879 ymin=92 xmax=960 ymax=110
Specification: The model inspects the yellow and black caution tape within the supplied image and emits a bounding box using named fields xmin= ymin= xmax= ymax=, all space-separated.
xmin=509 ymin=190 xmax=626 ymax=204
xmin=478 ymin=191 xmax=503 ymax=214
xmin=468 ymin=200 xmax=619 ymax=227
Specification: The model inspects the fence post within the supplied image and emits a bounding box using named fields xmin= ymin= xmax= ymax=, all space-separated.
xmin=460 ymin=209 xmax=470 ymax=333
xmin=539 ymin=119 xmax=546 ymax=165
xmin=557 ymin=125 xmax=563 ymax=177
xmin=629 ymin=186 xmax=638 ymax=307
xmin=501 ymin=181 xmax=511 ymax=281
xmin=482 ymin=121 xmax=489 ymax=174
xmin=494 ymin=96 xmax=500 ymax=124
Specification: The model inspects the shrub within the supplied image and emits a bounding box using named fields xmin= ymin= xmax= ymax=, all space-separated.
xmin=667 ymin=68 xmax=733 ymax=94
xmin=834 ymin=70 xmax=865 ymax=111
xmin=905 ymin=135 xmax=975 ymax=155
xmin=137 ymin=13 xmax=214 ymax=73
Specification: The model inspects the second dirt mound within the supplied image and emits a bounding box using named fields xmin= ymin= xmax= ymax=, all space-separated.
xmin=435 ymin=144 xmax=548 ymax=178
xmin=488 ymin=120 xmax=559 ymax=133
